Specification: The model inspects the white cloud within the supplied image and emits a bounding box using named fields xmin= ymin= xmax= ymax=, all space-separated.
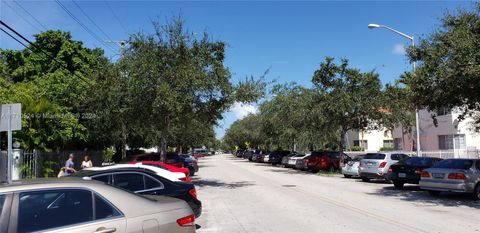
xmin=392 ymin=43 xmax=406 ymax=55
xmin=230 ymin=102 xmax=258 ymax=120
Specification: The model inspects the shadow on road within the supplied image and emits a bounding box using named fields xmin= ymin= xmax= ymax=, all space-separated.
xmin=193 ymin=179 xmax=256 ymax=189
xmin=367 ymin=185 xmax=480 ymax=209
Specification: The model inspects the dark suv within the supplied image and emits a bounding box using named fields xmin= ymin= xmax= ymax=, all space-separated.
xmin=307 ymin=151 xmax=351 ymax=172
xmin=269 ymin=150 xmax=291 ymax=165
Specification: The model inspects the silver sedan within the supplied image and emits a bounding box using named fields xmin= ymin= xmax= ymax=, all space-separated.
xmin=342 ymin=156 xmax=364 ymax=178
xmin=419 ymin=159 xmax=480 ymax=200
xmin=0 ymin=178 xmax=196 ymax=233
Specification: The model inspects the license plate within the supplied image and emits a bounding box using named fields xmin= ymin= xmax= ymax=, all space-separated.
xmin=398 ymin=173 xmax=406 ymax=178
xmin=432 ymin=173 xmax=445 ymax=179
xmin=289 ymin=161 xmax=295 ymax=164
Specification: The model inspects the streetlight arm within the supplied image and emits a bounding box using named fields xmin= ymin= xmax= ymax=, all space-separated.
xmin=379 ymin=25 xmax=413 ymax=41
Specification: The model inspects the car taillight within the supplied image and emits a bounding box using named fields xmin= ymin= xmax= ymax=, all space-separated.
xmin=188 ymin=188 xmax=197 ymax=199
xmin=388 ymin=168 xmax=392 ymax=173
xmin=414 ymin=168 xmax=423 ymax=174
xmin=177 ymin=214 xmax=195 ymax=227
xmin=180 ymin=177 xmax=187 ymax=182
xmin=379 ymin=162 xmax=387 ymax=168
xmin=420 ymin=171 xmax=430 ymax=178
xmin=304 ymin=159 xmax=309 ymax=164
xmin=447 ymin=173 xmax=467 ymax=180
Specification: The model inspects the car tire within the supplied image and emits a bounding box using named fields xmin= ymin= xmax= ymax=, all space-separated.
xmin=361 ymin=177 xmax=370 ymax=182
xmin=189 ymin=168 xmax=195 ymax=176
xmin=393 ymin=182 xmax=404 ymax=189
xmin=473 ymin=183 xmax=480 ymax=201
xmin=428 ymin=190 xmax=441 ymax=196
xmin=248 ymin=158 xmax=252 ymax=161
xmin=343 ymin=174 xmax=352 ymax=178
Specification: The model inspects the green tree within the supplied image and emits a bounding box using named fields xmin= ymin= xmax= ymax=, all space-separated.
xmin=123 ymin=17 xmax=265 ymax=159
xmin=311 ymin=57 xmax=384 ymax=159
xmin=404 ymin=4 xmax=480 ymax=129
xmin=223 ymin=114 xmax=263 ymax=149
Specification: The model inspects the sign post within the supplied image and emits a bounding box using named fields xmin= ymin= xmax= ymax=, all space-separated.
xmin=0 ymin=104 xmax=22 ymax=184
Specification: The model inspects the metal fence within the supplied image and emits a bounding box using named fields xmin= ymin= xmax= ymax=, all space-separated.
xmin=345 ymin=149 xmax=480 ymax=159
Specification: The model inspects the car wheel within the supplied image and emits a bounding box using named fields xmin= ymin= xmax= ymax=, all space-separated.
xmin=343 ymin=174 xmax=352 ymax=178
xmin=428 ymin=190 xmax=441 ymax=196
xmin=361 ymin=177 xmax=370 ymax=182
xmin=248 ymin=158 xmax=252 ymax=161
xmin=189 ymin=168 xmax=195 ymax=176
xmin=473 ymin=184 xmax=480 ymax=201
xmin=393 ymin=182 xmax=404 ymax=189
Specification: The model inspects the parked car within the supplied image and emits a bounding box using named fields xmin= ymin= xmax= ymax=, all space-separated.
xmin=358 ymin=152 xmax=409 ymax=182
xmin=74 ymin=167 xmax=202 ymax=217
xmin=284 ymin=153 xmax=305 ymax=168
xmin=387 ymin=157 xmax=443 ymax=189
xmin=269 ymin=150 xmax=291 ymax=165
xmin=295 ymin=154 xmax=311 ymax=171
xmin=263 ymin=152 xmax=270 ymax=163
xmin=342 ymin=155 xmax=365 ymax=178
xmin=419 ymin=159 xmax=480 ymax=200
xmin=287 ymin=154 xmax=307 ymax=169
xmin=193 ymin=149 xmax=208 ymax=158
xmin=85 ymin=163 xmax=186 ymax=182
xmin=179 ymin=154 xmax=199 ymax=176
xmin=307 ymin=151 xmax=352 ymax=172
xmin=125 ymin=152 xmax=185 ymax=168
xmin=128 ymin=161 xmax=191 ymax=182
xmin=0 ymin=179 xmax=196 ymax=233
xmin=251 ymin=150 xmax=264 ymax=162
xmin=245 ymin=150 xmax=255 ymax=161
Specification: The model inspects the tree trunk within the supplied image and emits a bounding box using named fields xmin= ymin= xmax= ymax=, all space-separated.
xmin=339 ymin=129 xmax=346 ymax=166
xmin=121 ymin=122 xmax=127 ymax=160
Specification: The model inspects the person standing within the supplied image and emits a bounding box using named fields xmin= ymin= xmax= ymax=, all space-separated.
xmin=64 ymin=154 xmax=76 ymax=176
xmin=81 ymin=155 xmax=93 ymax=169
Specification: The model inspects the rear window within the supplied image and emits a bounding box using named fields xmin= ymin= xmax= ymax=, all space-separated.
xmin=364 ymin=153 xmax=386 ymax=160
xmin=0 ymin=194 xmax=4 ymax=217
xmin=432 ymin=159 xmax=473 ymax=170
xmin=403 ymin=157 xmax=439 ymax=166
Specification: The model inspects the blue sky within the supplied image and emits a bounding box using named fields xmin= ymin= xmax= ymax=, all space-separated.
xmin=1 ymin=0 xmax=475 ymax=139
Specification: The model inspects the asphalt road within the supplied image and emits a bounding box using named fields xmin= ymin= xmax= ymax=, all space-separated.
xmin=192 ymin=154 xmax=480 ymax=233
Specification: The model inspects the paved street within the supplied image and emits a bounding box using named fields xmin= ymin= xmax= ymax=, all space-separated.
xmin=194 ymin=154 xmax=480 ymax=233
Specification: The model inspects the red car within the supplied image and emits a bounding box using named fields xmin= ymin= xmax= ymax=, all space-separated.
xmin=306 ymin=151 xmax=351 ymax=172
xmin=193 ymin=149 xmax=208 ymax=158
xmin=127 ymin=161 xmax=191 ymax=182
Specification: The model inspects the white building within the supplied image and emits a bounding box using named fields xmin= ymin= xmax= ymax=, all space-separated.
xmin=346 ymin=129 xmax=393 ymax=152
xmin=392 ymin=108 xmax=480 ymax=156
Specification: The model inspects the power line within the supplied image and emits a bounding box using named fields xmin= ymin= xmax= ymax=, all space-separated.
xmin=103 ymin=0 xmax=128 ymax=34
xmin=0 ymin=27 xmax=29 ymax=49
xmin=71 ymin=0 xmax=117 ymax=47
xmin=12 ymin=0 xmax=48 ymax=31
xmin=54 ymin=0 xmax=117 ymax=53
xmin=0 ymin=20 xmax=92 ymax=85
xmin=4 ymin=1 xmax=43 ymax=32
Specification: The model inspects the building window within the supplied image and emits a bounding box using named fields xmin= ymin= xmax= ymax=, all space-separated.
xmin=436 ymin=107 xmax=452 ymax=116
xmin=393 ymin=138 xmax=403 ymax=150
xmin=353 ymin=140 xmax=368 ymax=148
xmin=438 ymin=134 xmax=466 ymax=149
xmin=383 ymin=140 xmax=394 ymax=148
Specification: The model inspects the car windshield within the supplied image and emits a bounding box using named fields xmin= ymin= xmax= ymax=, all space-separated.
xmin=432 ymin=159 xmax=473 ymax=170
xmin=364 ymin=154 xmax=386 ymax=160
xmin=402 ymin=157 xmax=437 ymax=166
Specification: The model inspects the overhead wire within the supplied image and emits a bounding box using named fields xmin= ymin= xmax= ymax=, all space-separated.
xmin=0 ymin=20 xmax=92 ymax=85
xmin=54 ymin=0 xmax=117 ymax=53
xmin=103 ymin=0 xmax=128 ymax=34
xmin=71 ymin=0 xmax=117 ymax=46
xmin=3 ymin=1 xmax=43 ymax=32
xmin=12 ymin=0 xmax=48 ymax=31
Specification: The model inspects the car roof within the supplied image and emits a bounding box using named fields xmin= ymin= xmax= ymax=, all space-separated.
xmin=0 ymin=178 xmax=186 ymax=217
xmin=85 ymin=164 xmax=184 ymax=181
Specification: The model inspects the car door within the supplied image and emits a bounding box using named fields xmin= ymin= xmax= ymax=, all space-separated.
xmin=13 ymin=189 xmax=126 ymax=233
xmin=136 ymin=175 xmax=167 ymax=196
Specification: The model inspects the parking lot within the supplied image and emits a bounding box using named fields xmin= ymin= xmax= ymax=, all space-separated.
xmin=194 ymin=154 xmax=480 ymax=233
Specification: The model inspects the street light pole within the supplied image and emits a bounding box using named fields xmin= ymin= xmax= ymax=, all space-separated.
xmin=368 ymin=24 xmax=422 ymax=157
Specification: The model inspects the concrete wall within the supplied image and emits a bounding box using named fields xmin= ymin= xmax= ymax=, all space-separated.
xmin=346 ymin=129 xmax=393 ymax=151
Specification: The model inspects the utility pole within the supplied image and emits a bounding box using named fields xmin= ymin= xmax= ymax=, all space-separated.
xmin=106 ymin=40 xmax=128 ymax=159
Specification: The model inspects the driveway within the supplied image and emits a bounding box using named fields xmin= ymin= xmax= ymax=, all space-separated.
xmin=194 ymin=154 xmax=480 ymax=233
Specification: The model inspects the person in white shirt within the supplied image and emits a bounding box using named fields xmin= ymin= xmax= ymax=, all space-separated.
xmin=81 ymin=155 xmax=93 ymax=169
